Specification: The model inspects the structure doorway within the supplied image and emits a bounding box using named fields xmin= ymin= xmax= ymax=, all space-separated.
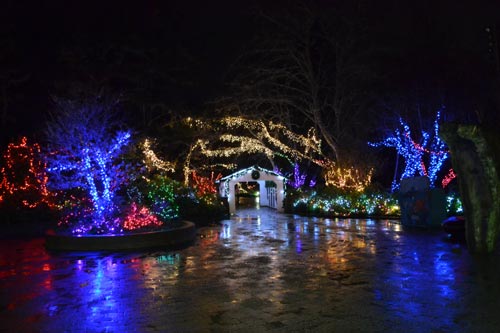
xmin=217 ymin=166 xmax=286 ymax=214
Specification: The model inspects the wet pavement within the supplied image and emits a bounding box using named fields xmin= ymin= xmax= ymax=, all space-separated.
xmin=1 ymin=207 xmax=500 ymax=333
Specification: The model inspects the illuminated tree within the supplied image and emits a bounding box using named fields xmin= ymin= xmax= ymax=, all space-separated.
xmin=369 ymin=110 xmax=448 ymax=190
xmin=45 ymin=97 xmax=132 ymax=234
xmin=0 ymin=136 xmax=54 ymax=209
xmin=181 ymin=116 xmax=326 ymax=184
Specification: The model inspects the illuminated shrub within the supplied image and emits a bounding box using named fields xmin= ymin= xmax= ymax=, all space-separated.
xmin=0 ymin=137 xmax=56 ymax=220
xmin=122 ymin=202 xmax=163 ymax=231
xmin=286 ymin=187 xmax=400 ymax=217
xmin=191 ymin=171 xmax=221 ymax=197
xmin=143 ymin=175 xmax=180 ymax=221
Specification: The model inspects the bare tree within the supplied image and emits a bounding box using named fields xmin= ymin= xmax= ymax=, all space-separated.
xmin=221 ymin=2 xmax=376 ymax=163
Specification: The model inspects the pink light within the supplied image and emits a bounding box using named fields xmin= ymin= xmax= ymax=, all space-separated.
xmin=441 ymin=169 xmax=457 ymax=188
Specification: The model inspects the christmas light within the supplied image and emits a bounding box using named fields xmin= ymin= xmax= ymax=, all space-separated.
xmin=369 ymin=110 xmax=448 ymax=190
xmin=292 ymin=191 xmax=400 ymax=216
xmin=445 ymin=192 xmax=463 ymax=215
xmin=142 ymin=139 xmax=176 ymax=173
xmin=191 ymin=171 xmax=222 ymax=197
xmin=323 ymin=163 xmax=373 ymax=192
xmin=45 ymin=101 xmax=133 ymax=234
xmin=0 ymin=137 xmax=55 ymax=209
xmin=181 ymin=116 xmax=328 ymax=185
xmin=144 ymin=176 xmax=179 ymax=221
xmin=122 ymin=202 xmax=163 ymax=231
xmin=441 ymin=168 xmax=457 ymax=188
xmin=289 ymin=162 xmax=307 ymax=189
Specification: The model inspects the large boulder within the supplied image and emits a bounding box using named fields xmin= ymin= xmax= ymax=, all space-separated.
xmin=441 ymin=123 xmax=500 ymax=254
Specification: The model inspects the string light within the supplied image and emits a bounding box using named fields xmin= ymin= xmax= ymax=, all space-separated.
xmin=142 ymin=139 xmax=176 ymax=173
xmin=122 ymin=202 xmax=163 ymax=231
xmin=145 ymin=176 xmax=179 ymax=221
xmin=191 ymin=171 xmax=222 ymax=197
xmin=369 ymin=110 xmax=448 ymax=190
xmin=289 ymin=162 xmax=307 ymax=189
xmin=46 ymin=116 xmax=133 ymax=234
xmin=181 ymin=116 xmax=328 ymax=185
xmin=441 ymin=168 xmax=457 ymax=188
xmin=323 ymin=162 xmax=373 ymax=192
xmin=292 ymin=191 xmax=400 ymax=216
xmin=0 ymin=137 xmax=56 ymax=209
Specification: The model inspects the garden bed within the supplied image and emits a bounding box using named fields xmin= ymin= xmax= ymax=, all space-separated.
xmin=45 ymin=221 xmax=196 ymax=251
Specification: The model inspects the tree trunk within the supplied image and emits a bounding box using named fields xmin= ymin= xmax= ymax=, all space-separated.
xmin=441 ymin=123 xmax=500 ymax=254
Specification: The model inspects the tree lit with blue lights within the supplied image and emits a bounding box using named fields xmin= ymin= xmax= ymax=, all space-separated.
xmin=369 ymin=110 xmax=448 ymax=191
xmin=45 ymin=98 xmax=133 ymax=234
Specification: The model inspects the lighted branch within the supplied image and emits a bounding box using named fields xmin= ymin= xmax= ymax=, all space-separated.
xmin=181 ymin=116 xmax=329 ymax=185
xmin=369 ymin=110 xmax=448 ymax=190
xmin=322 ymin=162 xmax=373 ymax=192
xmin=142 ymin=138 xmax=176 ymax=173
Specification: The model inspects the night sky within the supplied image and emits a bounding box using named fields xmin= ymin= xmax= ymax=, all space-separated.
xmin=1 ymin=0 xmax=500 ymax=145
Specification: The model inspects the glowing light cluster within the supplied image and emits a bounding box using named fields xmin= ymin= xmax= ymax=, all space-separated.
xmin=441 ymin=168 xmax=457 ymax=188
xmin=369 ymin=111 xmax=448 ymax=191
xmin=323 ymin=163 xmax=373 ymax=192
xmin=0 ymin=137 xmax=55 ymax=209
xmin=288 ymin=162 xmax=307 ymax=189
xmin=218 ymin=117 xmax=323 ymax=158
xmin=182 ymin=116 xmax=327 ymax=185
xmin=191 ymin=171 xmax=222 ymax=197
xmin=142 ymin=139 xmax=176 ymax=173
xmin=122 ymin=202 xmax=163 ymax=231
xmin=445 ymin=192 xmax=463 ymax=215
xmin=145 ymin=176 xmax=179 ymax=221
xmin=292 ymin=191 xmax=400 ymax=217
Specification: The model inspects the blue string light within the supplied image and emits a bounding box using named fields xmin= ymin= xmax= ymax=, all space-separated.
xmin=369 ymin=110 xmax=448 ymax=190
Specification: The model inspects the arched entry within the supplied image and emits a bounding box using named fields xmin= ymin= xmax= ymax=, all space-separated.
xmin=217 ymin=166 xmax=286 ymax=214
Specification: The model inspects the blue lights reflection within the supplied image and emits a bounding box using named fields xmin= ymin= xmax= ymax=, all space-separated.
xmin=0 ymin=216 xmax=487 ymax=332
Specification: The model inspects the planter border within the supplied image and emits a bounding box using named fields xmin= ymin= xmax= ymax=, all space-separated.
xmin=45 ymin=221 xmax=196 ymax=251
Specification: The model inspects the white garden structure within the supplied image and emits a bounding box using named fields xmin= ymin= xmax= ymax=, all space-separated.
xmin=217 ymin=166 xmax=286 ymax=214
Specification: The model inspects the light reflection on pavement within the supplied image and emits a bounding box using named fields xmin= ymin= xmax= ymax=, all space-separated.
xmin=1 ymin=208 xmax=500 ymax=332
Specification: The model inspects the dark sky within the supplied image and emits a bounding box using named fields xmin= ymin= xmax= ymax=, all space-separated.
xmin=1 ymin=0 xmax=500 ymax=144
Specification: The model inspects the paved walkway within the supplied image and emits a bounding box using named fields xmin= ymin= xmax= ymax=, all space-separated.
xmin=1 ymin=208 xmax=500 ymax=332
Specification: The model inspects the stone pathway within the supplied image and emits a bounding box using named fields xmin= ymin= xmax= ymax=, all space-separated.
xmin=1 ymin=208 xmax=500 ymax=332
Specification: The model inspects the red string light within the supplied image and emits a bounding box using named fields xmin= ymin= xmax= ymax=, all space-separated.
xmin=191 ymin=171 xmax=222 ymax=197
xmin=441 ymin=168 xmax=457 ymax=188
xmin=0 ymin=137 xmax=56 ymax=209
xmin=122 ymin=202 xmax=163 ymax=231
